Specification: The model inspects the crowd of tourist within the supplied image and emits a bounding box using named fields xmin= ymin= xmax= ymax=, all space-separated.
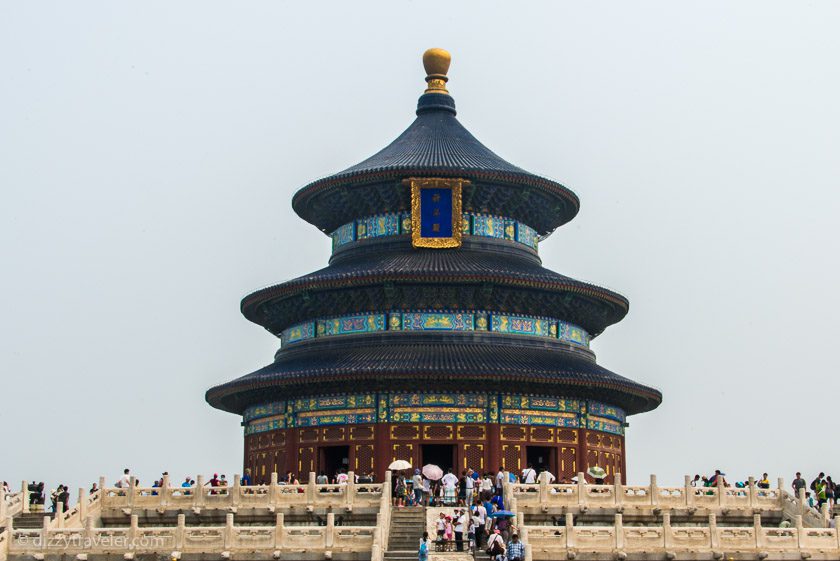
xmin=687 ymin=469 xmax=838 ymax=511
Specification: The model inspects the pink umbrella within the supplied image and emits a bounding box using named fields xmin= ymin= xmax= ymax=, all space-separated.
xmin=422 ymin=464 xmax=443 ymax=480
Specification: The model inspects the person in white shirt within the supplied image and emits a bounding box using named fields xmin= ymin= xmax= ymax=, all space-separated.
xmin=412 ymin=469 xmax=424 ymax=506
xmin=495 ymin=468 xmax=505 ymax=495
xmin=442 ymin=469 xmax=459 ymax=505
xmin=464 ymin=470 xmax=475 ymax=506
xmin=336 ymin=470 xmax=349 ymax=484
xmin=473 ymin=502 xmax=487 ymax=547
xmin=521 ymin=464 xmax=536 ymax=484
xmin=537 ymin=469 xmax=556 ymax=485
xmin=454 ymin=509 xmax=467 ymax=551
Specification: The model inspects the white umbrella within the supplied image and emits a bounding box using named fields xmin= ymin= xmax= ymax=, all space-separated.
xmin=422 ymin=464 xmax=443 ymax=480
xmin=388 ymin=459 xmax=412 ymax=471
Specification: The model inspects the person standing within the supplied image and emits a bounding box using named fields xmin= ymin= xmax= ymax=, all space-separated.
xmin=507 ymin=533 xmax=525 ymax=561
xmin=495 ymin=468 xmax=505 ymax=496
xmin=464 ymin=470 xmax=475 ymax=506
xmin=418 ymin=532 xmax=431 ymax=561
xmin=454 ymin=509 xmax=466 ymax=551
xmin=521 ymin=464 xmax=536 ymax=484
xmin=792 ymin=472 xmax=807 ymax=498
xmin=412 ymin=469 xmax=424 ymax=507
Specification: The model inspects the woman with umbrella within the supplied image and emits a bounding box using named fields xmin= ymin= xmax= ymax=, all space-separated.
xmin=389 ymin=460 xmax=412 ymax=507
xmin=422 ymin=464 xmax=443 ymax=507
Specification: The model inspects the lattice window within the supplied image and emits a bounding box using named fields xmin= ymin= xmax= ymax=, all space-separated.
xmin=502 ymin=444 xmax=521 ymax=472
xmin=275 ymin=430 xmax=286 ymax=446
xmin=350 ymin=425 xmax=374 ymax=440
xmin=299 ymin=447 xmax=316 ymax=475
xmin=557 ymin=429 xmax=577 ymax=444
xmin=586 ymin=432 xmax=601 ymax=447
xmin=391 ymin=425 xmax=420 ymax=439
xmin=393 ymin=443 xmax=414 ymax=464
xmin=586 ymin=449 xmax=599 ymax=474
xmin=257 ymin=434 xmax=268 ymax=449
xmin=501 ymin=425 xmax=527 ymax=441
xmin=530 ymin=427 xmax=554 ymax=442
xmin=354 ymin=444 xmax=374 ymax=473
xmin=559 ymin=447 xmax=576 ymax=479
xmin=323 ymin=426 xmax=345 ymax=442
xmin=463 ymin=444 xmax=485 ymax=471
xmin=300 ymin=428 xmax=319 ymax=443
xmin=423 ymin=425 xmax=454 ymax=440
xmin=457 ymin=425 xmax=485 ymax=440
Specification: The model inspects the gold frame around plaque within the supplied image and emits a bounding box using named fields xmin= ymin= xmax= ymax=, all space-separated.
xmin=407 ymin=177 xmax=466 ymax=249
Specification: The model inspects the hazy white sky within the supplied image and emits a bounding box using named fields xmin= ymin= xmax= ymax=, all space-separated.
xmin=2 ymin=1 xmax=839 ymax=492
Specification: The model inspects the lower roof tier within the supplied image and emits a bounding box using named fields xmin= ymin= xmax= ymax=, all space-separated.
xmin=205 ymin=332 xmax=662 ymax=417
xmin=242 ymin=244 xmax=629 ymax=338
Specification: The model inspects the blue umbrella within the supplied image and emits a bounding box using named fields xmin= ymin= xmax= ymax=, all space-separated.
xmin=490 ymin=510 xmax=514 ymax=518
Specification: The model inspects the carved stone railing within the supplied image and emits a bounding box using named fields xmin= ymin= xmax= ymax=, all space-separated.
xmin=100 ymin=472 xmax=383 ymax=514
xmin=514 ymin=474 xmax=827 ymax=524
xmin=371 ymin=472 xmax=391 ymax=561
xmin=8 ymin=513 xmax=374 ymax=558
xmin=523 ymin=513 xmax=840 ymax=561
xmin=1 ymin=490 xmax=25 ymax=526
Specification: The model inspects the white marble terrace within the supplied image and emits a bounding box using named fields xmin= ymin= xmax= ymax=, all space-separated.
xmin=2 ymin=472 xmax=839 ymax=561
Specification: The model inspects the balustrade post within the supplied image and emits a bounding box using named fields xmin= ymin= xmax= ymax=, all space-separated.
xmin=129 ymin=514 xmax=138 ymax=544
xmin=649 ymin=474 xmax=658 ymax=507
xmin=684 ymin=475 xmax=694 ymax=508
xmin=84 ymin=514 xmax=94 ymax=541
xmin=176 ymin=514 xmax=185 ymax=550
xmin=538 ymin=475 xmax=548 ymax=505
xmin=232 ymin=474 xmax=241 ymax=508
xmin=821 ymin=502 xmax=830 ymax=526
xmin=274 ymin=513 xmax=285 ymax=548
xmin=748 ymin=476 xmax=755 ymax=508
xmin=21 ymin=481 xmax=29 ymax=514
xmin=98 ymin=477 xmax=106 ymax=507
xmin=836 ymin=515 xmax=840 ymax=549
xmin=224 ymin=512 xmax=234 ymax=549
xmin=716 ymin=475 xmax=723 ymax=508
xmin=753 ymin=514 xmax=763 ymax=548
xmin=78 ymin=488 xmax=87 ymax=523
xmin=42 ymin=515 xmax=50 ymax=549
xmin=662 ymin=512 xmax=672 ymax=549
xmin=614 ymin=476 xmax=623 ymax=509
xmin=195 ymin=475 xmax=206 ymax=508
xmin=307 ymin=472 xmax=317 ymax=504
xmin=795 ymin=515 xmax=803 ymax=548
xmin=161 ymin=474 xmax=170 ymax=508
xmin=55 ymin=502 xmax=64 ymax=528
xmin=346 ymin=471 xmax=356 ymax=509
xmin=709 ymin=514 xmax=718 ymax=549
xmin=565 ymin=512 xmax=574 ymax=549
xmin=777 ymin=477 xmax=785 ymax=508
xmin=270 ymin=472 xmax=278 ymax=506
xmin=798 ymin=488 xmax=806 ymax=516
xmin=127 ymin=476 xmax=136 ymax=509
xmin=0 ymin=487 xmax=6 ymax=520
xmin=576 ymin=472 xmax=585 ymax=508
xmin=326 ymin=512 xmax=335 ymax=548
xmin=614 ymin=513 xmax=624 ymax=550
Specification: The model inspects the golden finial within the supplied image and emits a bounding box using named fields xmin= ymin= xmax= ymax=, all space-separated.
xmin=422 ymin=48 xmax=451 ymax=95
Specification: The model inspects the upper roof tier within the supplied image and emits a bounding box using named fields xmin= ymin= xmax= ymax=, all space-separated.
xmin=292 ymin=50 xmax=580 ymax=236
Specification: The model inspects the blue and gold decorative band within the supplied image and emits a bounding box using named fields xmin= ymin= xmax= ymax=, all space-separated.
xmin=244 ymin=393 xmax=625 ymax=436
xmin=280 ymin=311 xmax=591 ymax=348
xmin=330 ymin=211 xmax=540 ymax=252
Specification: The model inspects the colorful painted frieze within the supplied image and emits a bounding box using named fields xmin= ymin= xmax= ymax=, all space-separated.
xmin=390 ymin=392 xmax=488 ymax=408
xmin=294 ymin=394 xmax=375 ymax=412
xmin=331 ymin=222 xmax=355 ymax=249
xmin=364 ymin=214 xmax=399 ymax=238
xmin=586 ymin=416 xmax=624 ymax=435
xmin=587 ymin=401 xmax=626 ymax=422
xmin=296 ymin=410 xmax=376 ymax=427
xmin=245 ymin=415 xmax=286 ymax=435
xmin=244 ymin=400 xmax=287 ymax=422
xmin=390 ymin=409 xmax=486 ymax=423
xmin=471 ymin=214 xmax=505 ymax=239
xmin=558 ymin=320 xmax=589 ymax=346
xmin=317 ymin=314 xmax=386 ymax=336
xmin=399 ymin=212 xmax=412 ymax=234
xmin=282 ymin=322 xmax=315 ymax=345
xmin=502 ymin=395 xmax=579 ymax=412
xmin=402 ymin=312 xmax=474 ymax=331
xmin=491 ymin=314 xmax=551 ymax=338
xmin=500 ymin=411 xmax=579 ymax=428
xmin=516 ymin=223 xmax=538 ymax=249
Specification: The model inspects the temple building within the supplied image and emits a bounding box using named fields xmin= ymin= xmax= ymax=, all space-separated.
xmin=205 ymin=49 xmax=661 ymax=484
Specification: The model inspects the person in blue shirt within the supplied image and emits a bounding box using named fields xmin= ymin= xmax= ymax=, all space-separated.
xmin=241 ymin=469 xmax=252 ymax=486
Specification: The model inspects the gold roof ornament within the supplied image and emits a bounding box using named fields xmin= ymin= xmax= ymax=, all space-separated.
xmin=422 ymin=48 xmax=451 ymax=95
